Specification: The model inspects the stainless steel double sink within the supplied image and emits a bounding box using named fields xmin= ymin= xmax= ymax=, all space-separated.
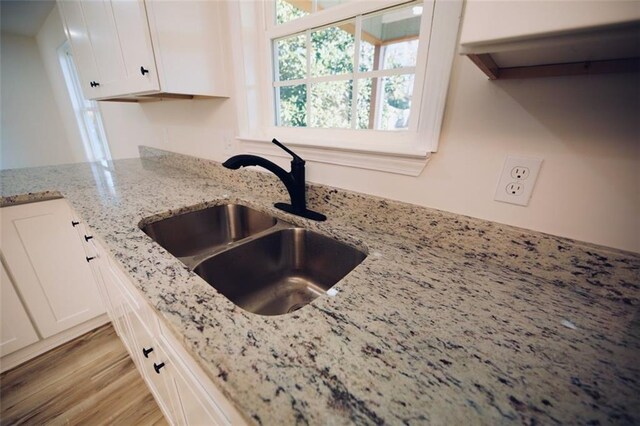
xmin=141 ymin=204 xmax=366 ymax=316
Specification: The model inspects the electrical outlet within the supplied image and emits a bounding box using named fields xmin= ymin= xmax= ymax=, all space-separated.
xmin=506 ymin=182 xmax=524 ymax=196
xmin=494 ymin=156 xmax=543 ymax=206
xmin=511 ymin=166 xmax=530 ymax=180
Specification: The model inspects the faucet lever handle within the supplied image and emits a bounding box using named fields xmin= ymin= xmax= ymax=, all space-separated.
xmin=272 ymin=138 xmax=304 ymax=164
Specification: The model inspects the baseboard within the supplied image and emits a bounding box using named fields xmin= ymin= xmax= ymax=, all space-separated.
xmin=0 ymin=314 xmax=111 ymax=374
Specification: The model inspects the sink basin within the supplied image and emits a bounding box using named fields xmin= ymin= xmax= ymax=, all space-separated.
xmin=193 ymin=228 xmax=366 ymax=316
xmin=141 ymin=204 xmax=276 ymax=263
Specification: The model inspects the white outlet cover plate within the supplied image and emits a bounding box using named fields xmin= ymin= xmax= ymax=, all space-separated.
xmin=494 ymin=156 xmax=543 ymax=206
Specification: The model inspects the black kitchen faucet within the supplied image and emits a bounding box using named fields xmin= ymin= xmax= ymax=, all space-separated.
xmin=222 ymin=139 xmax=326 ymax=221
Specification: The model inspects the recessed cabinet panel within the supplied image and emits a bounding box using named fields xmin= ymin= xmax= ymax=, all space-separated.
xmin=99 ymin=260 xmax=130 ymax=344
xmin=0 ymin=200 xmax=105 ymax=338
xmin=170 ymin=359 xmax=230 ymax=426
xmin=80 ymin=0 xmax=127 ymax=89
xmin=145 ymin=0 xmax=229 ymax=97
xmin=127 ymin=309 xmax=182 ymax=424
xmin=108 ymin=0 xmax=160 ymax=95
xmin=0 ymin=261 xmax=39 ymax=357
xmin=58 ymin=0 xmax=102 ymax=98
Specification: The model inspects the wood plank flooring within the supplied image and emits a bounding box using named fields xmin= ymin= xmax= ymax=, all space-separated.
xmin=0 ymin=324 xmax=167 ymax=426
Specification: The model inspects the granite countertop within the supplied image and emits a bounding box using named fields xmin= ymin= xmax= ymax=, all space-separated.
xmin=1 ymin=147 xmax=638 ymax=425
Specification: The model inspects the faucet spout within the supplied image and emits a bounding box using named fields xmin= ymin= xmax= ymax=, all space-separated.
xmin=222 ymin=140 xmax=326 ymax=221
xmin=222 ymin=155 xmax=292 ymax=185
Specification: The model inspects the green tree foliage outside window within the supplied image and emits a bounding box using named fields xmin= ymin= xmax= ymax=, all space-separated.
xmin=274 ymin=0 xmax=419 ymax=130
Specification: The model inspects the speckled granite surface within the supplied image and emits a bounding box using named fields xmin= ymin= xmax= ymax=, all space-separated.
xmin=1 ymin=148 xmax=638 ymax=425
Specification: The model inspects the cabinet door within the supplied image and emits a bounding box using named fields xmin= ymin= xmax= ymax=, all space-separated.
xmin=126 ymin=309 xmax=182 ymax=425
xmin=58 ymin=0 xmax=160 ymax=99
xmin=0 ymin=199 xmax=105 ymax=338
xmin=170 ymin=365 xmax=229 ymax=426
xmin=0 ymin=261 xmax=39 ymax=357
xmin=58 ymin=0 xmax=103 ymax=98
xmin=97 ymin=255 xmax=132 ymax=347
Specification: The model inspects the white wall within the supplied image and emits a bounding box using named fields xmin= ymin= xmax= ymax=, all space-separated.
xmin=36 ymin=6 xmax=639 ymax=253
xmin=35 ymin=7 xmax=86 ymax=165
xmin=109 ymin=56 xmax=639 ymax=253
xmin=98 ymin=97 xmax=236 ymax=162
xmin=0 ymin=32 xmax=82 ymax=169
xmin=301 ymin=58 xmax=640 ymax=253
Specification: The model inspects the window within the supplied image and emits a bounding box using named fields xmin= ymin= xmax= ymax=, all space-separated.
xmin=274 ymin=2 xmax=424 ymax=131
xmin=229 ymin=0 xmax=462 ymax=175
xmin=58 ymin=42 xmax=112 ymax=163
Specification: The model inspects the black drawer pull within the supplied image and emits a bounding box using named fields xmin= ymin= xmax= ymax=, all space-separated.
xmin=90 ymin=81 xmax=100 ymax=87
xmin=140 ymin=66 xmax=149 ymax=75
xmin=84 ymin=235 xmax=93 ymax=242
xmin=86 ymin=256 xmax=96 ymax=262
xmin=71 ymin=221 xmax=80 ymax=227
xmin=142 ymin=347 xmax=154 ymax=358
xmin=153 ymin=362 xmax=165 ymax=374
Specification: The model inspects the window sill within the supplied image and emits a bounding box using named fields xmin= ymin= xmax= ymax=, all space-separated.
xmin=237 ymin=137 xmax=430 ymax=176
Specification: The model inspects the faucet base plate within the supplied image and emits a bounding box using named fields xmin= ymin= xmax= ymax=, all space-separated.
xmin=274 ymin=203 xmax=327 ymax=222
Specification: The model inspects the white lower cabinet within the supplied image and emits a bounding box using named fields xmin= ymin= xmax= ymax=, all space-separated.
xmin=0 ymin=199 xmax=108 ymax=372
xmin=88 ymin=238 xmax=245 ymax=426
xmin=0 ymin=262 xmax=39 ymax=357
xmin=165 ymin=342 xmax=233 ymax=426
xmin=0 ymin=199 xmax=105 ymax=338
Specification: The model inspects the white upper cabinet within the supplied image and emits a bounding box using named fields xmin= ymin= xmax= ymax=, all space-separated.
xmin=0 ymin=199 xmax=105 ymax=338
xmin=459 ymin=0 xmax=640 ymax=79
xmin=58 ymin=0 xmax=229 ymax=101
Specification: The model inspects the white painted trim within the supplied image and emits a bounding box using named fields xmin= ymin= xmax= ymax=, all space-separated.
xmin=238 ymin=138 xmax=429 ymax=176
xmin=267 ymin=0 xmax=412 ymax=38
xmin=229 ymin=0 xmax=461 ymax=173
xmin=272 ymin=66 xmax=417 ymax=87
xmin=0 ymin=314 xmax=110 ymax=374
xmin=416 ymin=0 xmax=464 ymax=152
xmin=260 ymin=125 xmax=424 ymax=154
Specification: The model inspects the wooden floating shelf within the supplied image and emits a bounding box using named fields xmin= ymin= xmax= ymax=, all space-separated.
xmin=99 ymin=93 xmax=226 ymax=103
xmin=466 ymin=54 xmax=640 ymax=80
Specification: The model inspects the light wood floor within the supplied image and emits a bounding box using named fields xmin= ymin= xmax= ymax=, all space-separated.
xmin=0 ymin=324 xmax=167 ymax=426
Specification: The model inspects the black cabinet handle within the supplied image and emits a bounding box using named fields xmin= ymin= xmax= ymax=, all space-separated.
xmin=90 ymin=81 xmax=100 ymax=87
xmin=153 ymin=362 xmax=165 ymax=374
xmin=142 ymin=347 xmax=154 ymax=358
xmin=140 ymin=66 xmax=149 ymax=75
xmin=71 ymin=221 xmax=80 ymax=227
xmin=86 ymin=256 xmax=96 ymax=262
xmin=84 ymin=235 xmax=93 ymax=242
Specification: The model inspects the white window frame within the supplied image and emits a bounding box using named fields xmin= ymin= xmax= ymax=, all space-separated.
xmin=229 ymin=0 xmax=462 ymax=175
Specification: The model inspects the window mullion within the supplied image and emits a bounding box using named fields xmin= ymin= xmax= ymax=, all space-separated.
xmin=351 ymin=15 xmax=362 ymax=130
xmin=305 ymin=29 xmax=312 ymax=127
xmin=360 ymin=67 xmax=416 ymax=79
xmin=275 ymin=74 xmax=357 ymax=87
xmin=272 ymin=36 xmax=281 ymax=126
xmin=373 ymin=46 xmax=385 ymax=130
